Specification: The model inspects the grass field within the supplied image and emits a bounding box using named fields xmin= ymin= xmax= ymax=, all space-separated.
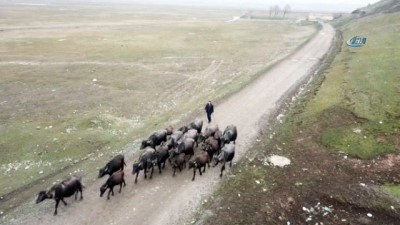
xmin=313 ymin=12 xmax=400 ymax=159
xmin=0 ymin=2 xmax=317 ymax=202
xmin=193 ymin=2 xmax=400 ymax=224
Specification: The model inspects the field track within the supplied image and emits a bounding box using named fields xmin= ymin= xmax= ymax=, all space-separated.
xmin=5 ymin=23 xmax=335 ymax=225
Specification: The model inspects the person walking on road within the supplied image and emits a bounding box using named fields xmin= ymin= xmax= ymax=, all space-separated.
xmin=204 ymin=100 xmax=214 ymax=123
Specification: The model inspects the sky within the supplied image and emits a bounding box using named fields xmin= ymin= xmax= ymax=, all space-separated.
xmin=7 ymin=0 xmax=382 ymax=12
xmin=105 ymin=0 xmax=382 ymax=12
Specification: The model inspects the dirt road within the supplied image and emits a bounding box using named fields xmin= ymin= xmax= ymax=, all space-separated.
xmin=4 ymin=23 xmax=334 ymax=225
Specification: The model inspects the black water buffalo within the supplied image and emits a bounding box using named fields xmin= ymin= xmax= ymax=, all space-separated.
xmin=165 ymin=130 xmax=184 ymax=149
xmin=212 ymin=143 xmax=235 ymax=177
xmin=141 ymin=130 xmax=168 ymax=149
xmin=98 ymin=154 xmax=126 ymax=178
xmin=188 ymin=118 xmax=203 ymax=134
xmin=171 ymin=153 xmax=186 ymax=176
xmin=154 ymin=144 xmax=169 ymax=174
xmin=184 ymin=129 xmax=199 ymax=145
xmin=165 ymin=125 xmax=174 ymax=135
xmin=221 ymin=125 xmax=237 ymax=147
xmin=204 ymin=136 xmax=220 ymax=159
xmin=170 ymin=137 xmax=195 ymax=158
xmin=178 ymin=125 xmax=189 ymax=133
xmin=100 ymin=171 xmax=126 ymax=200
xmin=132 ymin=147 xmax=156 ymax=183
xmin=199 ymin=124 xmax=219 ymax=142
xmin=213 ymin=130 xmax=223 ymax=146
xmin=188 ymin=151 xmax=210 ymax=181
xmin=36 ymin=175 xmax=83 ymax=215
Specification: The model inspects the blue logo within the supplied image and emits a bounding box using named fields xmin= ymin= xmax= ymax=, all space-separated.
xmin=347 ymin=36 xmax=367 ymax=47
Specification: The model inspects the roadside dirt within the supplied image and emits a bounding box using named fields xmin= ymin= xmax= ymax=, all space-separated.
xmin=1 ymin=23 xmax=335 ymax=225
xmin=201 ymin=107 xmax=400 ymax=225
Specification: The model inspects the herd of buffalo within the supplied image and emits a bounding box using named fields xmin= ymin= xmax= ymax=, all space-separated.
xmin=35 ymin=119 xmax=238 ymax=215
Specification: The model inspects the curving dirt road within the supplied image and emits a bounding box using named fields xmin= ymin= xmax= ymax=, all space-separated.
xmin=4 ymin=23 xmax=335 ymax=225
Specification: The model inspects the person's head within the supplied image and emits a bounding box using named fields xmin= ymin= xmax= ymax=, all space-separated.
xmin=208 ymin=100 xmax=211 ymax=104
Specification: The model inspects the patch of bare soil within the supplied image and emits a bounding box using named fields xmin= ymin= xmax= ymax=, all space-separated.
xmin=349 ymin=154 xmax=400 ymax=184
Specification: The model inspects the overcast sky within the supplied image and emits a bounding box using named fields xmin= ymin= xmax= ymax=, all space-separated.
xmin=8 ymin=0 xmax=382 ymax=12
xmin=120 ymin=0 xmax=381 ymax=12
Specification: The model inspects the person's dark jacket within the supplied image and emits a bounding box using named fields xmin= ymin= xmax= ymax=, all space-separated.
xmin=205 ymin=103 xmax=214 ymax=115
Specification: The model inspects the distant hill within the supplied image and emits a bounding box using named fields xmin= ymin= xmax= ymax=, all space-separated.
xmin=352 ymin=0 xmax=400 ymax=17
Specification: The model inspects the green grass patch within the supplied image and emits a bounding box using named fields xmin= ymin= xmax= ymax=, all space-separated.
xmin=320 ymin=127 xmax=397 ymax=159
xmin=300 ymin=12 xmax=400 ymax=158
xmin=0 ymin=113 xmax=133 ymax=196
xmin=382 ymin=184 xmax=400 ymax=200
xmin=306 ymin=13 xmax=400 ymax=120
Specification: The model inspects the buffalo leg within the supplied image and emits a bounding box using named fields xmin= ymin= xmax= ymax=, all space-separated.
xmin=150 ymin=165 xmax=154 ymax=179
xmin=123 ymin=178 xmax=126 ymax=186
xmin=54 ymin=199 xmax=60 ymax=216
xmin=158 ymin=162 xmax=162 ymax=174
xmin=119 ymin=183 xmax=123 ymax=193
xmin=230 ymin=161 xmax=233 ymax=167
xmin=77 ymin=181 xmax=83 ymax=200
xmin=220 ymin=163 xmax=226 ymax=177
xmin=107 ymin=188 xmax=112 ymax=200
xmin=74 ymin=189 xmax=82 ymax=200
xmin=199 ymin=167 xmax=202 ymax=176
xmin=61 ymin=198 xmax=67 ymax=206
xmin=202 ymin=164 xmax=206 ymax=173
xmin=192 ymin=168 xmax=196 ymax=181
xmin=135 ymin=171 xmax=140 ymax=183
xmin=173 ymin=167 xmax=176 ymax=176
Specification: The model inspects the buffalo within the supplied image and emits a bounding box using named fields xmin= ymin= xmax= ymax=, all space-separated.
xmin=36 ymin=175 xmax=83 ymax=215
xmin=183 ymin=129 xmax=199 ymax=146
xmin=132 ymin=147 xmax=156 ymax=183
xmin=204 ymin=136 xmax=220 ymax=159
xmin=188 ymin=151 xmax=210 ymax=181
xmin=141 ymin=130 xmax=168 ymax=149
xmin=221 ymin=125 xmax=237 ymax=147
xmin=199 ymin=124 xmax=219 ymax=142
xmin=188 ymin=118 xmax=203 ymax=134
xmin=165 ymin=125 xmax=174 ymax=135
xmin=212 ymin=143 xmax=235 ymax=177
xmin=169 ymin=137 xmax=195 ymax=159
xmin=98 ymin=154 xmax=126 ymax=178
xmin=165 ymin=130 xmax=184 ymax=150
xmin=178 ymin=125 xmax=189 ymax=133
xmin=154 ymin=144 xmax=169 ymax=174
xmin=100 ymin=171 xmax=126 ymax=200
xmin=171 ymin=153 xmax=186 ymax=176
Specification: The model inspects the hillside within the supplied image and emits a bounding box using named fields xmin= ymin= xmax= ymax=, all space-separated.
xmin=194 ymin=1 xmax=400 ymax=224
xmin=352 ymin=0 xmax=400 ymax=15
